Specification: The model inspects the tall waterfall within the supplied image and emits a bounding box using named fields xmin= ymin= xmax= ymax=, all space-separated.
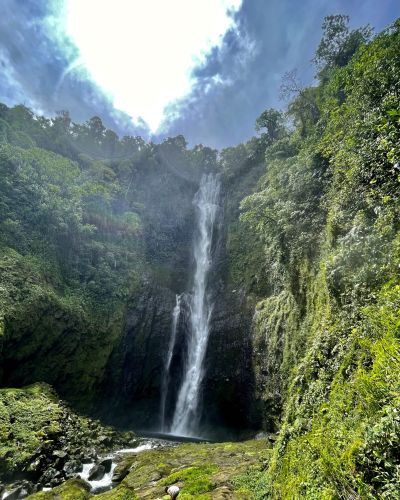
xmin=170 ymin=173 xmax=221 ymax=436
xmin=160 ymin=294 xmax=182 ymax=431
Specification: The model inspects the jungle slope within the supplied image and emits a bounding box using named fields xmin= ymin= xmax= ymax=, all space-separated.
xmin=229 ymin=17 xmax=400 ymax=498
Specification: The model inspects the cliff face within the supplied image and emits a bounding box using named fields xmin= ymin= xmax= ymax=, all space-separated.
xmin=0 ymin=111 xmax=265 ymax=435
xmin=225 ymin=23 xmax=400 ymax=497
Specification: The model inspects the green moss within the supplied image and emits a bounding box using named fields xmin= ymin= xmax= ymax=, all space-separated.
xmin=0 ymin=383 xmax=132 ymax=482
xmin=95 ymin=440 xmax=269 ymax=499
xmin=29 ymin=479 xmax=91 ymax=499
xmin=262 ymin=281 xmax=400 ymax=499
xmin=0 ymin=383 xmax=62 ymax=475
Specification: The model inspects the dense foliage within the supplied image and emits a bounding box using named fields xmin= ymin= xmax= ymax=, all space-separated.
xmin=236 ymin=17 xmax=400 ymax=498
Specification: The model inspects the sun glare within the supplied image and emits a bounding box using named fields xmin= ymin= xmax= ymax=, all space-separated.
xmin=64 ymin=0 xmax=242 ymax=132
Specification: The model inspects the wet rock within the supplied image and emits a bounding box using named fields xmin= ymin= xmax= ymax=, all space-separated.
xmin=98 ymin=435 xmax=112 ymax=447
xmin=63 ymin=459 xmax=83 ymax=475
xmin=88 ymin=464 xmax=106 ymax=481
xmin=3 ymin=486 xmax=22 ymax=500
xmin=40 ymin=467 xmax=58 ymax=486
xmin=32 ymin=483 xmax=43 ymax=493
xmin=99 ymin=458 xmax=112 ymax=473
xmin=111 ymin=463 xmax=129 ymax=483
xmin=26 ymin=457 xmax=42 ymax=473
xmin=53 ymin=450 xmax=68 ymax=459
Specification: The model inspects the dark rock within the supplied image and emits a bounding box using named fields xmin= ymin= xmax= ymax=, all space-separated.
xmin=98 ymin=435 xmax=112 ymax=446
xmin=54 ymin=457 xmax=65 ymax=471
xmin=33 ymin=484 xmax=43 ymax=493
xmin=99 ymin=458 xmax=112 ymax=473
xmin=27 ymin=457 xmax=42 ymax=473
xmin=88 ymin=464 xmax=106 ymax=481
xmin=3 ymin=486 xmax=22 ymax=500
xmin=111 ymin=464 xmax=129 ymax=483
xmin=53 ymin=450 xmax=68 ymax=459
xmin=40 ymin=467 xmax=58 ymax=486
xmin=50 ymin=477 xmax=63 ymax=487
xmin=86 ymin=448 xmax=98 ymax=460
xmin=63 ymin=460 xmax=83 ymax=475
xmin=20 ymin=480 xmax=34 ymax=494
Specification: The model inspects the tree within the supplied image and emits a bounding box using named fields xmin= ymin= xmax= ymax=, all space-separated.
xmin=313 ymin=15 xmax=372 ymax=78
xmin=255 ymin=109 xmax=285 ymax=144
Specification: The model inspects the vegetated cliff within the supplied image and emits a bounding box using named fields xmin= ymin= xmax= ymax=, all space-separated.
xmin=0 ymin=14 xmax=399 ymax=499
xmin=0 ymin=104 xmax=263 ymax=434
xmin=223 ymin=17 xmax=400 ymax=498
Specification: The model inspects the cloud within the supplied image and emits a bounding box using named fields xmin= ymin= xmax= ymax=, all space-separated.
xmin=0 ymin=0 xmax=398 ymax=147
xmin=163 ymin=0 xmax=399 ymax=147
xmin=0 ymin=0 xmax=149 ymax=137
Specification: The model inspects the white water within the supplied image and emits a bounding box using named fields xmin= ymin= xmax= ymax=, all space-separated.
xmin=80 ymin=460 xmax=117 ymax=492
xmin=170 ymin=173 xmax=220 ymax=436
xmin=160 ymin=294 xmax=182 ymax=431
xmin=78 ymin=442 xmax=156 ymax=492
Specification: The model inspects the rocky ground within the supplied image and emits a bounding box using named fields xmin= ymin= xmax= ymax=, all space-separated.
xmin=28 ymin=440 xmax=271 ymax=499
xmin=0 ymin=383 xmax=137 ymax=498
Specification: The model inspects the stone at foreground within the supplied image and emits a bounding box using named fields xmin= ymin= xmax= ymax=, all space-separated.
xmin=28 ymin=479 xmax=91 ymax=499
xmin=100 ymin=440 xmax=269 ymax=500
xmin=29 ymin=440 xmax=270 ymax=499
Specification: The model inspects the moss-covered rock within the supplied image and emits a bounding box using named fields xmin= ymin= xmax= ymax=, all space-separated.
xmin=96 ymin=440 xmax=270 ymax=499
xmin=0 ymin=383 xmax=135 ymax=487
xmin=29 ymin=478 xmax=91 ymax=499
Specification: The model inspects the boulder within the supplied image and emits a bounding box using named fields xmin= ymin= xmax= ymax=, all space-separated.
xmin=63 ymin=460 xmax=83 ymax=475
xmin=99 ymin=458 xmax=113 ymax=473
xmin=88 ymin=464 xmax=106 ymax=481
xmin=3 ymin=486 xmax=22 ymax=500
xmin=98 ymin=435 xmax=112 ymax=447
xmin=53 ymin=450 xmax=68 ymax=459
xmin=111 ymin=463 xmax=129 ymax=483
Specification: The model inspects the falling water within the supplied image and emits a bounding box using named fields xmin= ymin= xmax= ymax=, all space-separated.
xmin=160 ymin=294 xmax=182 ymax=431
xmin=170 ymin=173 xmax=221 ymax=436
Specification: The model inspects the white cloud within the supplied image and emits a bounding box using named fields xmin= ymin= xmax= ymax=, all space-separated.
xmin=61 ymin=0 xmax=242 ymax=132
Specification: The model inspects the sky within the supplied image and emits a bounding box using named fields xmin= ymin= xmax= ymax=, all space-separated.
xmin=0 ymin=0 xmax=399 ymax=148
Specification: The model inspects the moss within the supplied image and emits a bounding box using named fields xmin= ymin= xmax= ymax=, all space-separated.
xmin=262 ymin=281 xmax=400 ymax=499
xmin=0 ymin=382 xmax=133 ymax=482
xmin=95 ymin=440 xmax=269 ymax=499
xmin=0 ymin=383 xmax=62 ymax=475
xmin=29 ymin=479 xmax=91 ymax=499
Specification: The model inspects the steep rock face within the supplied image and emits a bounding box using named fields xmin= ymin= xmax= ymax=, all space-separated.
xmin=0 ymin=249 xmax=126 ymax=408
xmin=202 ymin=288 xmax=258 ymax=436
xmin=251 ymin=290 xmax=299 ymax=431
xmin=99 ymin=283 xmax=177 ymax=429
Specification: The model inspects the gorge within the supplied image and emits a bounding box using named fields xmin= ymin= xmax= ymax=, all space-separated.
xmin=0 ymin=15 xmax=399 ymax=500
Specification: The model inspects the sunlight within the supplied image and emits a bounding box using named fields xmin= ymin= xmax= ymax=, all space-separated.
xmin=65 ymin=0 xmax=242 ymax=131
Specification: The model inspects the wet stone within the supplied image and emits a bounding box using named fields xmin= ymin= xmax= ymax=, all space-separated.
xmin=3 ymin=486 xmax=22 ymax=500
xmin=99 ymin=458 xmax=112 ymax=473
xmin=88 ymin=464 xmax=106 ymax=481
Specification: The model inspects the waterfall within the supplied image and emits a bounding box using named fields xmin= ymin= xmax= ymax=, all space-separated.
xmin=160 ymin=294 xmax=182 ymax=431
xmin=170 ymin=173 xmax=221 ymax=436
